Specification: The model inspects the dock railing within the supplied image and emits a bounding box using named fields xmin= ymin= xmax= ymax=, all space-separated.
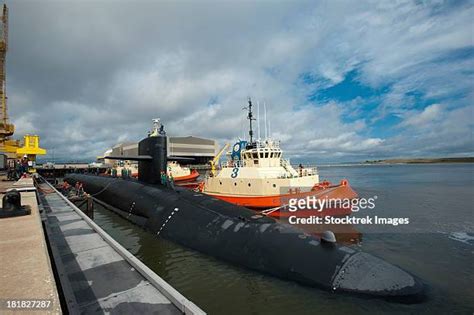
xmin=40 ymin=177 xmax=206 ymax=315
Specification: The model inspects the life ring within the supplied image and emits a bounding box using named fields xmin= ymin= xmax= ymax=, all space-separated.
xmin=233 ymin=142 xmax=241 ymax=153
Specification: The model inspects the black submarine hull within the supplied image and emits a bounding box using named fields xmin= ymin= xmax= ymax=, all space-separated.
xmin=65 ymin=174 xmax=423 ymax=301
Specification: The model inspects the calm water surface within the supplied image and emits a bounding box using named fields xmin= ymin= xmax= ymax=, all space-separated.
xmin=92 ymin=164 xmax=474 ymax=314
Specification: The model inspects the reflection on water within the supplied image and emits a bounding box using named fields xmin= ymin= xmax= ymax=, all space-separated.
xmin=91 ymin=164 xmax=473 ymax=314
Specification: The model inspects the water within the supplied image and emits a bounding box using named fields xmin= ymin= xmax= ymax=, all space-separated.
xmin=91 ymin=164 xmax=474 ymax=314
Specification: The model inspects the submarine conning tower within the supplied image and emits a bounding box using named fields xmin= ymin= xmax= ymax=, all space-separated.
xmin=105 ymin=118 xmax=168 ymax=185
xmin=137 ymin=126 xmax=167 ymax=184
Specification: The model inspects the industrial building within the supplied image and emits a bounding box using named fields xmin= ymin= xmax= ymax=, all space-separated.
xmin=104 ymin=136 xmax=218 ymax=165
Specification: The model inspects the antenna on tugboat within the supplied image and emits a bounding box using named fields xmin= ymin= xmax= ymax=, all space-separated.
xmin=268 ymin=119 xmax=271 ymax=138
xmin=264 ymin=101 xmax=268 ymax=139
xmin=243 ymin=97 xmax=256 ymax=143
xmin=257 ymin=101 xmax=261 ymax=140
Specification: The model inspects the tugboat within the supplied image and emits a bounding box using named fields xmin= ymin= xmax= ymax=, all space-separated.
xmin=199 ymin=99 xmax=358 ymax=217
xmin=113 ymin=160 xmax=199 ymax=182
xmin=166 ymin=161 xmax=200 ymax=182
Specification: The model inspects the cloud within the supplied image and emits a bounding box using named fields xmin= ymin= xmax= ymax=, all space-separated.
xmin=4 ymin=0 xmax=473 ymax=162
xmin=401 ymin=104 xmax=443 ymax=127
xmin=387 ymin=104 xmax=473 ymax=156
xmin=308 ymin=132 xmax=384 ymax=152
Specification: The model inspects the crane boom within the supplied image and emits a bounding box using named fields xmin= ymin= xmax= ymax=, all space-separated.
xmin=0 ymin=4 xmax=46 ymax=166
xmin=210 ymin=143 xmax=229 ymax=176
xmin=0 ymin=4 xmax=14 ymax=139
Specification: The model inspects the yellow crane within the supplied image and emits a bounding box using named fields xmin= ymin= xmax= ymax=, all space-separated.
xmin=210 ymin=143 xmax=229 ymax=177
xmin=0 ymin=4 xmax=46 ymax=166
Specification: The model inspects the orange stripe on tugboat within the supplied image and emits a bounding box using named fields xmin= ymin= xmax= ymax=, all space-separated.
xmin=173 ymin=169 xmax=200 ymax=182
xmin=204 ymin=179 xmax=357 ymax=217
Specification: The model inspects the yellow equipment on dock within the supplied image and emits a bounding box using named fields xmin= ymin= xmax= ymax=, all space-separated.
xmin=16 ymin=135 xmax=47 ymax=157
xmin=0 ymin=4 xmax=46 ymax=163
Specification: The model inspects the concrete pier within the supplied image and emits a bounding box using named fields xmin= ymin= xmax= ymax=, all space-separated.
xmin=0 ymin=175 xmax=204 ymax=314
xmin=0 ymin=177 xmax=62 ymax=314
xmin=38 ymin=178 xmax=205 ymax=314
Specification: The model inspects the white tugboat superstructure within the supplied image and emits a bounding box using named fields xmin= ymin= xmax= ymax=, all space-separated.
xmin=200 ymin=99 xmax=324 ymax=209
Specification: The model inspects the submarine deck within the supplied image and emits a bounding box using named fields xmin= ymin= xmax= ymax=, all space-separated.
xmin=37 ymin=177 xmax=205 ymax=314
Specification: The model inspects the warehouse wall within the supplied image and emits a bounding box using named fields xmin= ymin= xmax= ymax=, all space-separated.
xmin=107 ymin=136 xmax=217 ymax=165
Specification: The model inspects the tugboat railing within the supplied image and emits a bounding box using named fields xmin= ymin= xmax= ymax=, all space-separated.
xmin=220 ymin=160 xmax=246 ymax=168
xmin=254 ymin=139 xmax=281 ymax=148
xmin=292 ymin=164 xmax=319 ymax=176
xmin=219 ymin=160 xmax=318 ymax=176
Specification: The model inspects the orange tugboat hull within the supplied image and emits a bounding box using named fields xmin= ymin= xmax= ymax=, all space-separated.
xmin=206 ymin=182 xmax=358 ymax=217
xmin=174 ymin=169 xmax=200 ymax=182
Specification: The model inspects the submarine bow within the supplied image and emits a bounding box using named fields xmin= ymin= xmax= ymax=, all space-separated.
xmin=65 ymin=173 xmax=424 ymax=301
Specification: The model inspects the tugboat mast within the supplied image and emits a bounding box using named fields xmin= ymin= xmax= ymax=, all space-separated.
xmin=246 ymin=98 xmax=256 ymax=143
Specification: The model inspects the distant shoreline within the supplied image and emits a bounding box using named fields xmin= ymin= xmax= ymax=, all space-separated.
xmin=364 ymin=157 xmax=474 ymax=164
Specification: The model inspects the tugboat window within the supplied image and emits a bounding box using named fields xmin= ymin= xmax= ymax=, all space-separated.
xmin=248 ymin=183 xmax=251 ymax=187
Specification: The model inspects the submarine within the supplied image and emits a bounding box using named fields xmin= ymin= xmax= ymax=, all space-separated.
xmin=65 ymin=123 xmax=424 ymax=301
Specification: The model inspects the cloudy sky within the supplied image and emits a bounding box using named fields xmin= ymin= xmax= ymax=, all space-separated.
xmin=5 ymin=0 xmax=474 ymax=162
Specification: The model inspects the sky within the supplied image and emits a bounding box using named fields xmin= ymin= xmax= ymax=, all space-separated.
xmin=4 ymin=0 xmax=474 ymax=163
